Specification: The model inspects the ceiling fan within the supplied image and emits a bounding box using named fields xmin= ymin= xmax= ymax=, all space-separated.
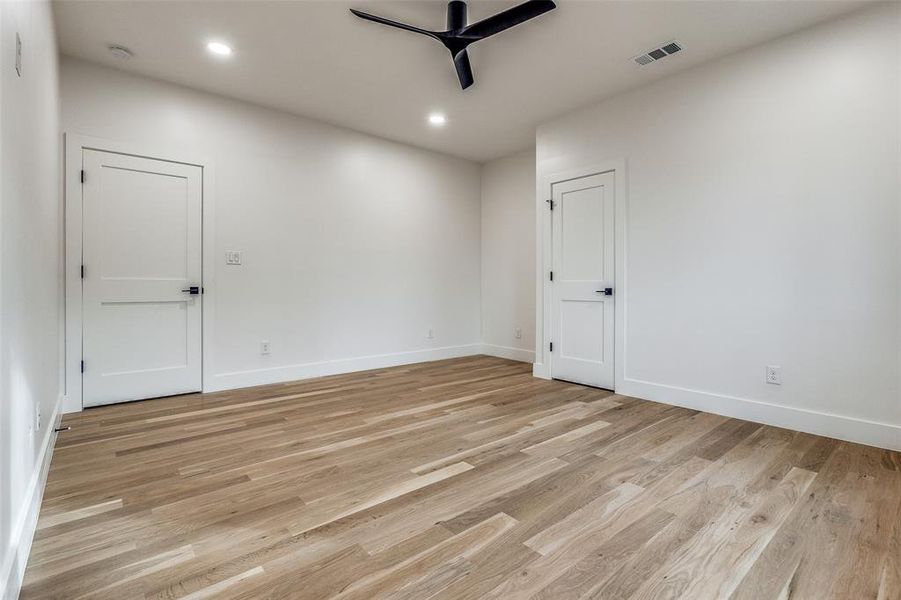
xmin=350 ymin=0 xmax=557 ymax=90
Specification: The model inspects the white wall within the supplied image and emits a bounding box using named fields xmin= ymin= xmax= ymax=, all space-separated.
xmin=481 ymin=149 xmax=536 ymax=362
xmin=536 ymin=4 xmax=901 ymax=449
xmin=0 ymin=1 xmax=63 ymax=598
xmin=60 ymin=57 xmax=482 ymax=402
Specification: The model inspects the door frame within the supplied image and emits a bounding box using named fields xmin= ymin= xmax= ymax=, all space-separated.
xmin=63 ymin=133 xmax=216 ymax=413
xmin=534 ymin=159 xmax=627 ymax=391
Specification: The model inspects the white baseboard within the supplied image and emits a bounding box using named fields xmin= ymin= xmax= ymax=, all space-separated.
xmin=480 ymin=344 xmax=535 ymax=363
xmin=1 ymin=395 xmax=62 ymax=600
xmin=207 ymin=344 xmax=483 ymax=392
xmin=528 ymin=365 xmax=899 ymax=451
xmin=619 ymin=377 xmax=901 ymax=452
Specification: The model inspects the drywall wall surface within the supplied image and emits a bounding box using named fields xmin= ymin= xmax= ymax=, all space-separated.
xmin=61 ymin=57 xmax=482 ymax=395
xmin=481 ymin=149 xmax=536 ymax=362
xmin=536 ymin=4 xmax=901 ymax=448
xmin=0 ymin=1 xmax=63 ymax=597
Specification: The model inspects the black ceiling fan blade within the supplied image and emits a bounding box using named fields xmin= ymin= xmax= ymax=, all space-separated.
xmin=453 ymin=49 xmax=474 ymax=89
xmin=461 ymin=0 xmax=556 ymax=39
xmin=349 ymin=9 xmax=439 ymax=41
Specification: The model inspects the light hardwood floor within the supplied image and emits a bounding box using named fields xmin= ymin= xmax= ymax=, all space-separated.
xmin=21 ymin=356 xmax=901 ymax=599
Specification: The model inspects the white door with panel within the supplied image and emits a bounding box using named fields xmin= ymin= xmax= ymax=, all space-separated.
xmin=82 ymin=149 xmax=203 ymax=407
xmin=550 ymin=172 xmax=615 ymax=389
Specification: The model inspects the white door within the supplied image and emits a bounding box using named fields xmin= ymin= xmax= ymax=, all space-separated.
xmin=550 ymin=172 xmax=615 ymax=389
xmin=82 ymin=149 xmax=203 ymax=407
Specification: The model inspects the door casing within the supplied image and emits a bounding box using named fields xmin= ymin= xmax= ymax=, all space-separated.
xmin=534 ymin=160 xmax=627 ymax=391
xmin=64 ymin=134 xmax=216 ymax=413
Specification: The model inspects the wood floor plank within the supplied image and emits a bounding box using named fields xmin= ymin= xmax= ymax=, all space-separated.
xmin=19 ymin=355 xmax=901 ymax=600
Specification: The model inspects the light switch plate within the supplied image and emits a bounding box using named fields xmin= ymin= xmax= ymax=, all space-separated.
xmin=15 ymin=32 xmax=22 ymax=77
xmin=225 ymin=250 xmax=243 ymax=265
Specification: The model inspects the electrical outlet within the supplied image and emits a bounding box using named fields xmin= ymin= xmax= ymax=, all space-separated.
xmin=35 ymin=405 xmax=41 ymax=432
xmin=427 ymin=328 xmax=434 ymax=340
xmin=261 ymin=341 xmax=271 ymax=355
xmin=514 ymin=328 xmax=522 ymax=339
xmin=225 ymin=251 xmax=243 ymax=265
xmin=766 ymin=365 xmax=782 ymax=385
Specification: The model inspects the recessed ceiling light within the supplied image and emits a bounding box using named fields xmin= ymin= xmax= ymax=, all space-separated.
xmin=206 ymin=41 xmax=233 ymax=56
xmin=428 ymin=113 xmax=447 ymax=126
xmin=108 ymin=45 xmax=133 ymax=61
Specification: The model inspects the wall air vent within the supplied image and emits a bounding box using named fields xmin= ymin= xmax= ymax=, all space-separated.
xmin=633 ymin=40 xmax=682 ymax=66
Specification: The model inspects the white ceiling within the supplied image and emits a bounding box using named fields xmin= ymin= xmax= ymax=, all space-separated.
xmin=54 ymin=0 xmax=870 ymax=162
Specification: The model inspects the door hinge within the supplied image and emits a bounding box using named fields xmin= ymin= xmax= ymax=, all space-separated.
xmin=549 ymin=342 xmax=553 ymax=352
xmin=80 ymin=170 xmax=85 ymax=183
xmin=80 ymin=264 xmax=85 ymax=279
xmin=80 ymin=360 xmax=85 ymax=373
xmin=546 ymin=199 xmax=554 ymax=210
xmin=549 ymin=271 xmax=553 ymax=281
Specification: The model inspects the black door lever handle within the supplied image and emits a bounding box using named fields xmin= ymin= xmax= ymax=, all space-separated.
xmin=181 ymin=286 xmax=200 ymax=295
xmin=595 ymin=287 xmax=613 ymax=296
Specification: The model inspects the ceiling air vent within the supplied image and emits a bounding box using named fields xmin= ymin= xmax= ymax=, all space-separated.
xmin=633 ymin=40 xmax=682 ymax=66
